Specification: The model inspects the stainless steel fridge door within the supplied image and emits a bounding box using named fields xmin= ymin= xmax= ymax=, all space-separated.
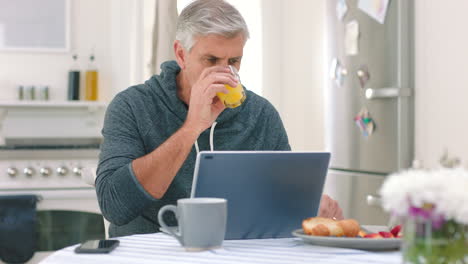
xmin=325 ymin=0 xmax=413 ymax=173
xmin=323 ymin=169 xmax=389 ymax=225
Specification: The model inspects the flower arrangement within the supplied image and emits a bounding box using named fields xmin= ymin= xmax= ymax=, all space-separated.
xmin=379 ymin=168 xmax=468 ymax=264
xmin=380 ymin=168 xmax=468 ymax=225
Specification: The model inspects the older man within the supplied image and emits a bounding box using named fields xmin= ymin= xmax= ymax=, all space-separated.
xmin=96 ymin=0 xmax=342 ymax=238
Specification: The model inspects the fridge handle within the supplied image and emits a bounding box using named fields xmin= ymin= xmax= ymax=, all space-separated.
xmin=366 ymin=194 xmax=382 ymax=207
xmin=365 ymin=88 xmax=412 ymax=99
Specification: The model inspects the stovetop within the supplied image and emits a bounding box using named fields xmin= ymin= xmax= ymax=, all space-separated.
xmin=0 ymin=148 xmax=100 ymax=189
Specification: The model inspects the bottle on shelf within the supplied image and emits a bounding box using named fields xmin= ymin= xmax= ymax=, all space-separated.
xmin=38 ymin=85 xmax=49 ymax=101
xmin=85 ymin=53 xmax=99 ymax=101
xmin=17 ymin=85 xmax=24 ymax=100
xmin=67 ymin=54 xmax=80 ymax=101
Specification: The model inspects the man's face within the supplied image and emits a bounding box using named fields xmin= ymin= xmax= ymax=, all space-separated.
xmin=176 ymin=33 xmax=245 ymax=87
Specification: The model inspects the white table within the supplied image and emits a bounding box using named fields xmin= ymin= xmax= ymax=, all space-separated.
xmin=40 ymin=233 xmax=402 ymax=264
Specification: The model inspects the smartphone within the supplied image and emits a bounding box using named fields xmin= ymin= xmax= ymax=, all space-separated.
xmin=74 ymin=239 xmax=120 ymax=254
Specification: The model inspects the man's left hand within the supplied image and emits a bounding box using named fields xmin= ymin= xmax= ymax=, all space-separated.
xmin=318 ymin=194 xmax=344 ymax=220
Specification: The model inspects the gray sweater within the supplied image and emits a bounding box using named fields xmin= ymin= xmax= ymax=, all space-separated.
xmin=96 ymin=61 xmax=290 ymax=237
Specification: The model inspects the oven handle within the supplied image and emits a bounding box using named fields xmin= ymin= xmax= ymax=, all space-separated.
xmin=0 ymin=189 xmax=97 ymax=200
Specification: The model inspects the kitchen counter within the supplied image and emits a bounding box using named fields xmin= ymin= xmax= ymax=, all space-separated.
xmin=40 ymin=232 xmax=402 ymax=264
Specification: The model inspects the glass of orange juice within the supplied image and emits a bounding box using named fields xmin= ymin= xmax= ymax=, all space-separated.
xmin=216 ymin=65 xmax=246 ymax=108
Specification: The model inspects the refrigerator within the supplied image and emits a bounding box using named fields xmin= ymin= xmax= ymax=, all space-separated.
xmin=323 ymin=0 xmax=413 ymax=225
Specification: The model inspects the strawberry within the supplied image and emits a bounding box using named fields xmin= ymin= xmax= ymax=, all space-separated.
xmin=390 ymin=225 xmax=402 ymax=237
xmin=364 ymin=233 xmax=383 ymax=239
xmin=378 ymin=231 xmax=394 ymax=238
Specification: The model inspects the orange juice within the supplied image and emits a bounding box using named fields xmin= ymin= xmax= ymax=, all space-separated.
xmin=216 ymin=66 xmax=246 ymax=108
xmin=217 ymin=83 xmax=246 ymax=108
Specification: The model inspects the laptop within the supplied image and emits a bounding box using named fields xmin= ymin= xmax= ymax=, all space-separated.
xmin=190 ymin=151 xmax=331 ymax=239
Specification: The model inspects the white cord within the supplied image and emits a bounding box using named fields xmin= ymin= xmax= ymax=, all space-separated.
xmin=194 ymin=121 xmax=217 ymax=155
xmin=209 ymin=121 xmax=217 ymax=152
xmin=194 ymin=140 xmax=200 ymax=155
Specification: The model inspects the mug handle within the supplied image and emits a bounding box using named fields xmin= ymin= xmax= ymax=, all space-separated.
xmin=157 ymin=205 xmax=182 ymax=244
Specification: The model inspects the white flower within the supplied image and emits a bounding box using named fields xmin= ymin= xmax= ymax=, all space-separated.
xmin=379 ymin=168 xmax=468 ymax=224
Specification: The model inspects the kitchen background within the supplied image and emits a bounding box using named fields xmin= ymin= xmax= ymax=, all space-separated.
xmin=0 ymin=0 xmax=467 ymax=263
xmin=1 ymin=0 xmax=467 ymax=168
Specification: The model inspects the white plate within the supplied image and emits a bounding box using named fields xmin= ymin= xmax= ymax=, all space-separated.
xmin=292 ymin=229 xmax=401 ymax=251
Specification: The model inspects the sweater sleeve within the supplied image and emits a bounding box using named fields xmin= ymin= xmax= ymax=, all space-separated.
xmin=95 ymin=94 xmax=158 ymax=226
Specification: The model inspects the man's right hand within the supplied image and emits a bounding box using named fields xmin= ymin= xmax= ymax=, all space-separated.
xmin=318 ymin=194 xmax=344 ymax=220
xmin=184 ymin=66 xmax=238 ymax=134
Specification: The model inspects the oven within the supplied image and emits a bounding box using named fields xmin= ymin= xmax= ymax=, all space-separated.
xmin=0 ymin=102 xmax=107 ymax=264
xmin=0 ymin=148 xmax=105 ymax=264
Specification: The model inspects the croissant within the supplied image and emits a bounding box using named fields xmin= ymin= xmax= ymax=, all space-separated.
xmin=302 ymin=217 xmax=360 ymax=237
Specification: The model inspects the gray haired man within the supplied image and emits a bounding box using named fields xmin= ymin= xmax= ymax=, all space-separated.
xmin=96 ymin=0 xmax=342 ymax=237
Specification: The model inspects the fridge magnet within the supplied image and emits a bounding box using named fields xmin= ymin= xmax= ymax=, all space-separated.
xmin=336 ymin=0 xmax=348 ymax=21
xmin=358 ymin=0 xmax=390 ymax=24
xmin=356 ymin=65 xmax=370 ymax=88
xmin=336 ymin=66 xmax=347 ymax=87
xmin=345 ymin=20 xmax=359 ymax=56
xmin=329 ymin=58 xmax=347 ymax=87
xmin=354 ymin=107 xmax=376 ymax=137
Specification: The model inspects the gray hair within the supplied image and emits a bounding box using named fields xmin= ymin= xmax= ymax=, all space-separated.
xmin=176 ymin=0 xmax=250 ymax=51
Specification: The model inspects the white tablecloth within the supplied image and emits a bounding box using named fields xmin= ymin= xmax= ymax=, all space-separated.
xmin=40 ymin=233 xmax=402 ymax=264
